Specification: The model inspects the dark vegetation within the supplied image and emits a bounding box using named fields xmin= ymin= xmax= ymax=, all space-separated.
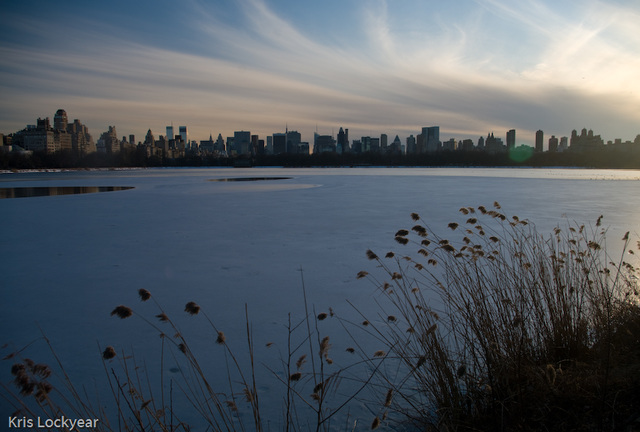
xmin=2 ymin=147 xmax=640 ymax=170
xmin=3 ymin=206 xmax=639 ymax=431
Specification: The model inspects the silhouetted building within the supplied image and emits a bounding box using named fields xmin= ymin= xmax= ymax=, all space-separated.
xmin=22 ymin=118 xmax=56 ymax=153
xmin=272 ymin=133 xmax=286 ymax=154
xmin=314 ymin=135 xmax=336 ymax=153
xmin=144 ymin=129 xmax=155 ymax=146
xmin=461 ymin=139 xmax=475 ymax=151
xmin=370 ymin=137 xmax=380 ymax=153
xmin=215 ymin=134 xmax=226 ymax=153
xmin=535 ymin=130 xmax=544 ymax=152
xmin=477 ymin=135 xmax=485 ymax=150
xmin=406 ymin=135 xmax=416 ymax=154
xmin=351 ymin=139 xmax=362 ymax=153
xmin=422 ymin=126 xmax=440 ymax=152
xmin=286 ymin=130 xmax=301 ymax=154
xmin=442 ymin=138 xmax=456 ymax=151
xmin=98 ymin=126 xmax=119 ymax=153
xmin=234 ymin=131 xmax=251 ymax=155
xmin=389 ymin=135 xmax=402 ymax=154
xmin=68 ymin=119 xmax=95 ymax=154
xmin=337 ymin=127 xmax=349 ymax=153
xmin=54 ymin=109 xmax=68 ymax=131
xmin=506 ymin=129 xmax=516 ymax=150
xmin=570 ymin=128 xmax=604 ymax=151
xmin=558 ymin=136 xmax=568 ymax=152
xmin=179 ymin=126 xmax=188 ymax=145
xmin=485 ymin=132 xmax=505 ymax=154
xmin=200 ymin=134 xmax=215 ymax=153
xmin=548 ymin=135 xmax=559 ymax=152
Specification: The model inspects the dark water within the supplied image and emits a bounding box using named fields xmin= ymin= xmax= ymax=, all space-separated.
xmin=0 ymin=186 xmax=134 ymax=199
xmin=208 ymin=177 xmax=292 ymax=182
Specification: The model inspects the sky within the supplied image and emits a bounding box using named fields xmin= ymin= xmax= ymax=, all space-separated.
xmin=1 ymin=0 xmax=639 ymax=148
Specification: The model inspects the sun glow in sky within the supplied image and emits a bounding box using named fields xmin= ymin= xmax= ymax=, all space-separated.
xmin=1 ymin=0 xmax=639 ymax=146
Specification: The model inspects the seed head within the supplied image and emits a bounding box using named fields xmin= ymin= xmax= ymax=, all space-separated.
xmin=596 ymin=215 xmax=603 ymax=226
xmin=357 ymin=270 xmax=369 ymax=279
xmin=412 ymin=225 xmax=427 ymax=236
xmin=384 ymin=388 xmax=393 ymax=407
xmin=395 ymin=229 xmax=409 ymax=237
xmin=138 ymin=289 xmax=151 ymax=301
xmin=366 ymin=250 xmax=378 ymax=260
xmin=394 ymin=236 xmax=409 ymax=245
xmin=111 ymin=305 xmax=133 ymax=319
xmin=102 ymin=346 xmax=117 ymax=360
xmin=317 ymin=312 xmax=328 ymax=321
xmin=216 ymin=331 xmax=226 ymax=344
xmin=296 ymin=354 xmax=307 ymax=370
xmin=289 ymin=372 xmax=302 ymax=382
xmin=243 ymin=387 xmax=254 ymax=403
xmin=319 ymin=336 xmax=331 ymax=358
xmin=185 ymin=302 xmax=200 ymax=315
xmin=410 ymin=212 xmax=420 ymax=221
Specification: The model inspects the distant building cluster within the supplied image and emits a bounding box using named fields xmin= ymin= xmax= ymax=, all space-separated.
xmin=2 ymin=108 xmax=640 ymax=159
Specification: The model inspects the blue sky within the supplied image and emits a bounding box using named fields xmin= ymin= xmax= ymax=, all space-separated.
xmin=1 ymin=0 xmax=639 ymax=147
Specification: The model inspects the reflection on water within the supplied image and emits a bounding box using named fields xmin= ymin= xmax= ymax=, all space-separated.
xmin=208 ymin=177 xmax=292 ymax=182
xmin=0 ymin=186 xmax=134 ymax=199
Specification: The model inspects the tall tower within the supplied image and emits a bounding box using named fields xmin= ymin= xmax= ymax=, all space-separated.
xmin=422 ymin=126 xmax=440 ymax=152
xmin=535 ymin=130 xmax=544 ymax=152
xmin=506 ymin=129 xmax=516 ymax=150
xmin=179 ymin=126 xmax=188 ymax=144
xmin=166 ymin=125 xmax=174 ymax=140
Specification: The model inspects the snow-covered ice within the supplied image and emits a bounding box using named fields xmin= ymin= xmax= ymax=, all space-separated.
xmin=1 ymin=167 xmax=639 ymax=429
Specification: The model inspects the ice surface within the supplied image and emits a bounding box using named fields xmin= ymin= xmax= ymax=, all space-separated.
xmin=1 ymin=167 xmax=639 ymax=428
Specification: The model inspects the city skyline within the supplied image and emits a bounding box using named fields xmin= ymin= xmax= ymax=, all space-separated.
xmin=1 ymin=0 xmax=639 ymax=147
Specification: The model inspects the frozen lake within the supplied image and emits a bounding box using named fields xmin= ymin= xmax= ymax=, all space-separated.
xmin=1 ymin=167 xmax=639 ymax=429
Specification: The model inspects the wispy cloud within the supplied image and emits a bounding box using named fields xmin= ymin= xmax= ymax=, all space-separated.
xmin=0 ymin=0 xmax=638 ymax=144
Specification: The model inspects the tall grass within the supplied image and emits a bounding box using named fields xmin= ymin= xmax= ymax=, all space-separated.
xmin=359 ymin=204 xmax=640 ymax=431
xmin=2 ymin=271 xmax=384 ymax=431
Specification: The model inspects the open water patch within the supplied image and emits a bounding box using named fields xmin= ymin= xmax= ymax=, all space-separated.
xmin=208 ymin=177 xmax=292 ymax=182
xmin=0 ymin=186 xmax=134 ymax=199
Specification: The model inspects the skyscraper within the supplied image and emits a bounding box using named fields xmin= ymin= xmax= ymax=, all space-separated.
xmin=337 ymin=127 xmax=349 ymax=153
xmin=506 ymin=129 xmax=516 ymax=150
xmin=166 ymin=125 xmax=174 ymax=141
xmin=535 ymin=130 xmax=544 ymax=152
xmin=234 ymin=130 xmax=251 ymax=155
xmin=179 ymin=126 xmax=188 ymax=145
xmin=422 ymin=126 xmax=440 ymax=152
